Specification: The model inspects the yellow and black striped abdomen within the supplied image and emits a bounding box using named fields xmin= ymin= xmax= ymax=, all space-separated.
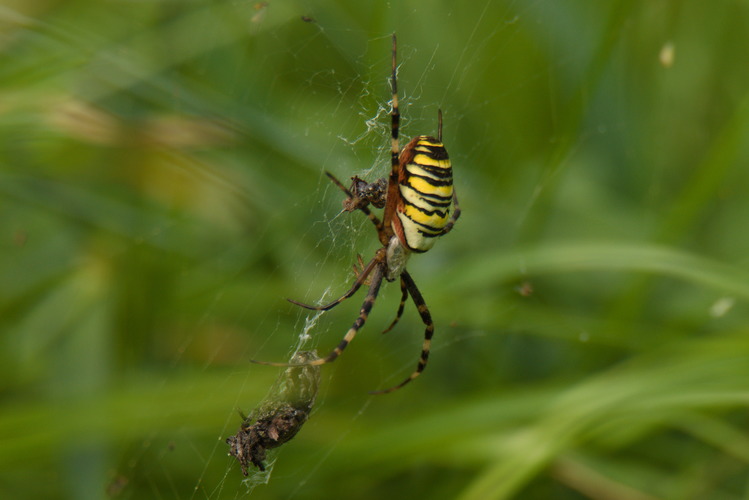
xmin=396 ymin=136 xmax=453 ymax=252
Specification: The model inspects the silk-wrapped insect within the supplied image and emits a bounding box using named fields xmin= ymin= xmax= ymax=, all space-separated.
xmin=226 ymin=350 xmax=320 ymax=475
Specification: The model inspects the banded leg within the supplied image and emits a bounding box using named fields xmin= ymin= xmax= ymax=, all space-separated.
xmin=389 ymin=33 xmax=400 ymax=171
xmin=370 ymin=270 xmax=434 ymax=394
xmin=313 ymin=262 xmax=385 ymax=365
xmin=287 ymin=253 xmax=381 ymax=311
xmin=252 ymin=257 xmax=386 ymax=369
xmin=381 ymin=277 xmax=408 ymax=334
xmin=382 ymin=33 xmax=401 ymax=231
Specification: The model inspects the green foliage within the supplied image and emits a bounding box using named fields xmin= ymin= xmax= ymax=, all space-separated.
xmin=2 ymin=0 xmax=749 ymax=498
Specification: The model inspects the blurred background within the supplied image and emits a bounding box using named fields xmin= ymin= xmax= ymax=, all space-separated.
xmin=3 ymin=1 xmax=749 ymax=499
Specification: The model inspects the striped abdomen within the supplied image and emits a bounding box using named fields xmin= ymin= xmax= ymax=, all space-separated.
xmin=394 ymin=136 xmax=453 ymax=252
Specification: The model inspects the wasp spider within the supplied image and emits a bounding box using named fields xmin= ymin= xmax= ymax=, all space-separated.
xmin=254 ymin=34 xmax=460 ymax=394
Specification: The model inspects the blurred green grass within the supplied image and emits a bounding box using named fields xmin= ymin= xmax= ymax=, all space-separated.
xmin=3 ymin=1 xmax=749 ymax=499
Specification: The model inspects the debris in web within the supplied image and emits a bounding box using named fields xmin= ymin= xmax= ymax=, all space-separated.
xmin=226 ymin=350 xmax=321 ymax=476
xmin=343 ymin=176 xmax=388 ymax=212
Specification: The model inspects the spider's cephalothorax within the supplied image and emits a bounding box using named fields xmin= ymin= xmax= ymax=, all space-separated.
xmin=253 ymin=34 xmax=460 ymax=394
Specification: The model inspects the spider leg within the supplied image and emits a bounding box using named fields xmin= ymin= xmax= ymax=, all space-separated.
xmin=287 ymin=254 xmax=380 ymax=311
xmin=314 ymin=261 xmax=385 ymax=364
xmin=381 ymin=276 xmax=408 ymax=334
xmin=253 ymin=252 xmax=387 ymax=369
xmin=437 ymin=108 xmax=443 ymax=142
xmin=433 ymin=108 xmax=459 ymax=238
xmin=381 ymin=33 xmax=401 ymax=232
xmin=370 ymin=270 xmax=433 ymax=394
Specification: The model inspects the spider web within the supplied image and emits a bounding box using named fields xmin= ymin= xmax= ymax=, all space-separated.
xmin=185 ymin=3 xmax=547 ymax=496
xmin=11 ymin=0 xmax=749 ymax=498
xmin=190 ymin=42 xmax=400 ymax=500
xmin=1 ymin=0 xmax=629 ymax=498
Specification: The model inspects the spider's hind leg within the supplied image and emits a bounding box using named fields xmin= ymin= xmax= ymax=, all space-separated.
xmin=370 ymin=271 xmax=434 ymax=394
xmin=381 ymin=276 xmax=408 ymax=334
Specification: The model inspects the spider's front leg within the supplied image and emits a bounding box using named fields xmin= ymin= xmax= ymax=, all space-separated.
xmin=286 ymin=254 xmax=380 ymax=312
xmin=251 ymin=250 xmax=388 ymax=369
xmin=316 ymin=259 xmax=386 ymax=365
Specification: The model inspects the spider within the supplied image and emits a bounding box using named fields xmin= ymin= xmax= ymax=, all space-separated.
xmin=254 ymin=34 xmax=460 ymax=394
